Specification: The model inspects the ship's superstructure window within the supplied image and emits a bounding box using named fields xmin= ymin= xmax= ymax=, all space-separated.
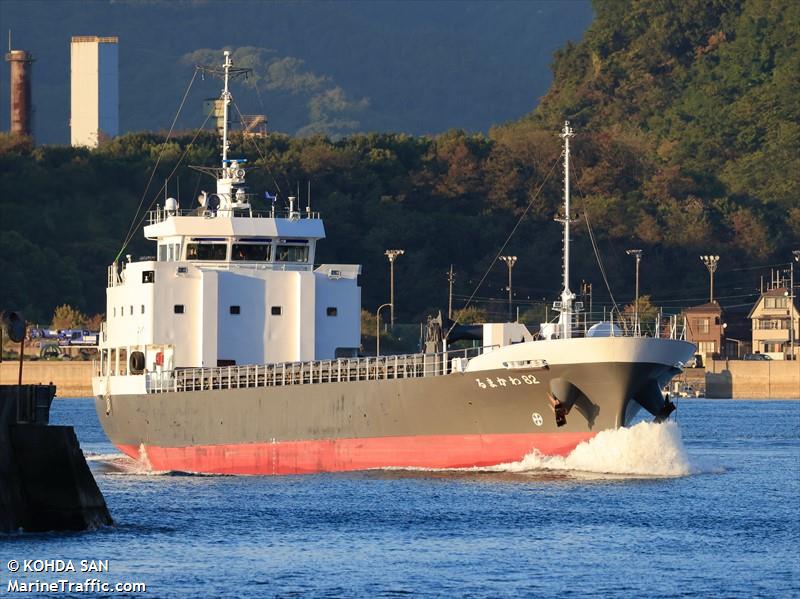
xmin=113 ymin=307 xmax=116 ymax=317
xmin=327 ymin=307 xmax=338 ymax=316
xmin=232 ymin=243 xmax=271 ymax=261
xmin=158 ymin=245 xmax=166 ymax=261
xmin=271 ymin=306 xmax=282 ymax=315
xmin=141 ymin=305 xmax=145 ymax=314
xmin=186 ymin=242 xmax=227 ymax=261
xmin=230 ymin=305 xmax=241 ymax=315
xmin=174 ymin=304 xmax=185 ymax=314
xmin=276 ymin=244 xmax=309 ymax=263
xmin=129 ymin=306 xmax=133 ymax=316
xmin=142 ymin=270 xmax=155 ymax=283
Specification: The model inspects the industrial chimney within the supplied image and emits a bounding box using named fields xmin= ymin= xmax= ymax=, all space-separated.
xmin=5 ymin=48 xmax=34 ymax=139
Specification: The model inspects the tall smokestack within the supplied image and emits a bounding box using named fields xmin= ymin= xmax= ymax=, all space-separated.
xmin=5 ymin=48 xmax=34 ymax=139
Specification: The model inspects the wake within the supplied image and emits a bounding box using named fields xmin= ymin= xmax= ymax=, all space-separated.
xmin=488 ymin=420 xmax=718 ymax=478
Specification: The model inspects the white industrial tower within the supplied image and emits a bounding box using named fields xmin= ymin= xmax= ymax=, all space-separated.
xmin=70 ymin=36 xmax=119 ymax=147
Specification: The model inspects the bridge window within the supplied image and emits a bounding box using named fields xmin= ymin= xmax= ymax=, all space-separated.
xmin=158 ymin=245 xmax=166 ymax=261
xmin=186 ymin=243 xmax=227 ymax=261
xmin=276 ymin=245 xmax=309 ymax=263
xmin=232 ymin=244 xmax=271 ymax=261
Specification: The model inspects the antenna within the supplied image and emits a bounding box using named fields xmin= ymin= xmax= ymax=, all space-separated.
xmin=194 ymin=52 xmax=251 ymax=167
xmin=307 ymin=180 xmax=311 ymax=214
xmin=8 ymin=29 xmax=11 ymax=53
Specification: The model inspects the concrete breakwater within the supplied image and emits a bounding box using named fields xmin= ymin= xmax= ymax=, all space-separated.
xmin=0 ymin=361 xmax=93 ymax=396
xmin=0 ymin=384 xmax=112 ymax=532
xmin=706 ymin=360 xmax=800 ymax=399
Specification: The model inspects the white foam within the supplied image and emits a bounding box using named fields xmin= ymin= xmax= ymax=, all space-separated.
xmin=489 ymin=420 xmax=708 ymax=477
xmin=84 ymin=449 xmax=167 ymax=476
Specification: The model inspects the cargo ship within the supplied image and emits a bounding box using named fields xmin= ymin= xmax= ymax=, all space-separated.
xmin=92 ymin=52 xmax=695 ymax=474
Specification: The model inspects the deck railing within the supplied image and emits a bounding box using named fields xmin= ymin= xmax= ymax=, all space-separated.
xmin=147 ymin=206 xmax=320 ymax=225
xmin=549 ymin=313 xmax=687 ymax=341
xmin=145 ymin=347 xmax=490 ymax=394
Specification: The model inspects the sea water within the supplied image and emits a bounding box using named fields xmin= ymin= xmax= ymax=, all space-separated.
xmin=2 ymin=399 xmax=798 ymax=598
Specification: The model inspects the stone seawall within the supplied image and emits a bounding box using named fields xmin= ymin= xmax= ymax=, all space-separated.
xmin=706 ymin=360 xmax=800 ymax=399
xmin=0 ymin=361 xmax=93 ymax=397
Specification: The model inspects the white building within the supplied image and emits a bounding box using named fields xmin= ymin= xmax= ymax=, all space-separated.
xmin=70 ymin=36 xmax=119 ymax=147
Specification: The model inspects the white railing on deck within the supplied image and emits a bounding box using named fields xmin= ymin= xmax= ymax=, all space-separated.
xmin=147 ymin=206 xmax=321 ymax=225
xmin=555 ymin=313 xmax=687 ymax=341
xmin=145 ymin=347 xmax=488 ymax=394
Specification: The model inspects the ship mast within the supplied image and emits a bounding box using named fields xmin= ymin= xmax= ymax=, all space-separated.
xmin=557 ymin=121 xmax=575 ymax=339
xmin=221 ymin=50 xmax=233 ymax=165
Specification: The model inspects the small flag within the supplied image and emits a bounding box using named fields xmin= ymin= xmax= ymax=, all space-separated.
xmin=265 ymin=192 xmax=277 ymax=203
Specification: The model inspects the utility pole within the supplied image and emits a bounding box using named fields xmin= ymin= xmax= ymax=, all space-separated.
xmin=626 ymin=249 xmax=643 ymax=336
xmin=580 ymin=280 xmax=593 ymax=330
xmin=700 ymin=255 xmax=720 ymax=303
xmin=376 ymin=303 xmax=392 ymax=357
xmin=447 ymin=265 xmax=455 ymax=320
xmin=384 ymin=249 xmax=404 ymax=328
xmin=500 ymin=256 xmax=517 ymax=322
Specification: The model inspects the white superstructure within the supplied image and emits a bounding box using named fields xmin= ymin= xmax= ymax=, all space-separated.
xmin=70 ymin=36 xmax=119 ymax=147
xmin=97 ymin=52 xmax=361 ymax=389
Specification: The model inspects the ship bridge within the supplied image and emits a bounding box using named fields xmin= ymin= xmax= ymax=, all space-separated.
xmin=144 ymin=203 xmax=325 ymax=270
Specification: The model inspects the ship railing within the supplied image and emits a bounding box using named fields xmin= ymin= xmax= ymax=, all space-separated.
xmin=107 ymin=264 xmax=122 ymax=287
xmin=144 ymin=346 xmax=494 ymax=394
xmin=549 ymin=313 xmax=687 ymax=341
xmin=147 ymin=206 xmax=321 ymax=225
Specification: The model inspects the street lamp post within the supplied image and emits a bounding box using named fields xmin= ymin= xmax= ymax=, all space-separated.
xmin=499 ymin=256 xmax=517 ymax=322
xmin=376 ymin=303 xmax=392 ymax=357
xmin=791 ymin=250 xmax=800 ymax=360
xmin=626 ymin=249 xmax=643 ymax=335
xmin=447 ymin=265 xmax=455 ymax=320
xmin=384 ymin=249 xmax=404 ymax=328
xmin=700 ymin=255 xmax=720 ymax=303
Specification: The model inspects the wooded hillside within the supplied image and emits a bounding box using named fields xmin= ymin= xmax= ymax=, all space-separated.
xmin=1 ymin=0 xmax=796 ymax=324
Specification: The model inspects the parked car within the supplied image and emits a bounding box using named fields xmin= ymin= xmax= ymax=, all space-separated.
xmin=743 ymin=353 xmax=772 ymax=361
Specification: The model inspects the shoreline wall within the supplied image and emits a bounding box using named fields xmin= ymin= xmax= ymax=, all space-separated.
xmin=2 ymin=359 xmax=799 ymax=400
xmin=706 ymin=360 xmax=800 ymax=399
xmin=0 ymin=361 xmax=93 ymax=397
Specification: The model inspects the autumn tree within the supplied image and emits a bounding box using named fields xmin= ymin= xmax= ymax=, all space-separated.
xmin=52 ymin=305 xmax=87 ymax=330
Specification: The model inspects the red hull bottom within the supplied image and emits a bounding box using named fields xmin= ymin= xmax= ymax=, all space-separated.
xmin=117 ymin=432 xmax=595 ymax=475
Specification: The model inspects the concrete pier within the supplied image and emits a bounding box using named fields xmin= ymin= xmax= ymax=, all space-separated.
xmin=0 ymin=384 xmax=112 ymax=533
